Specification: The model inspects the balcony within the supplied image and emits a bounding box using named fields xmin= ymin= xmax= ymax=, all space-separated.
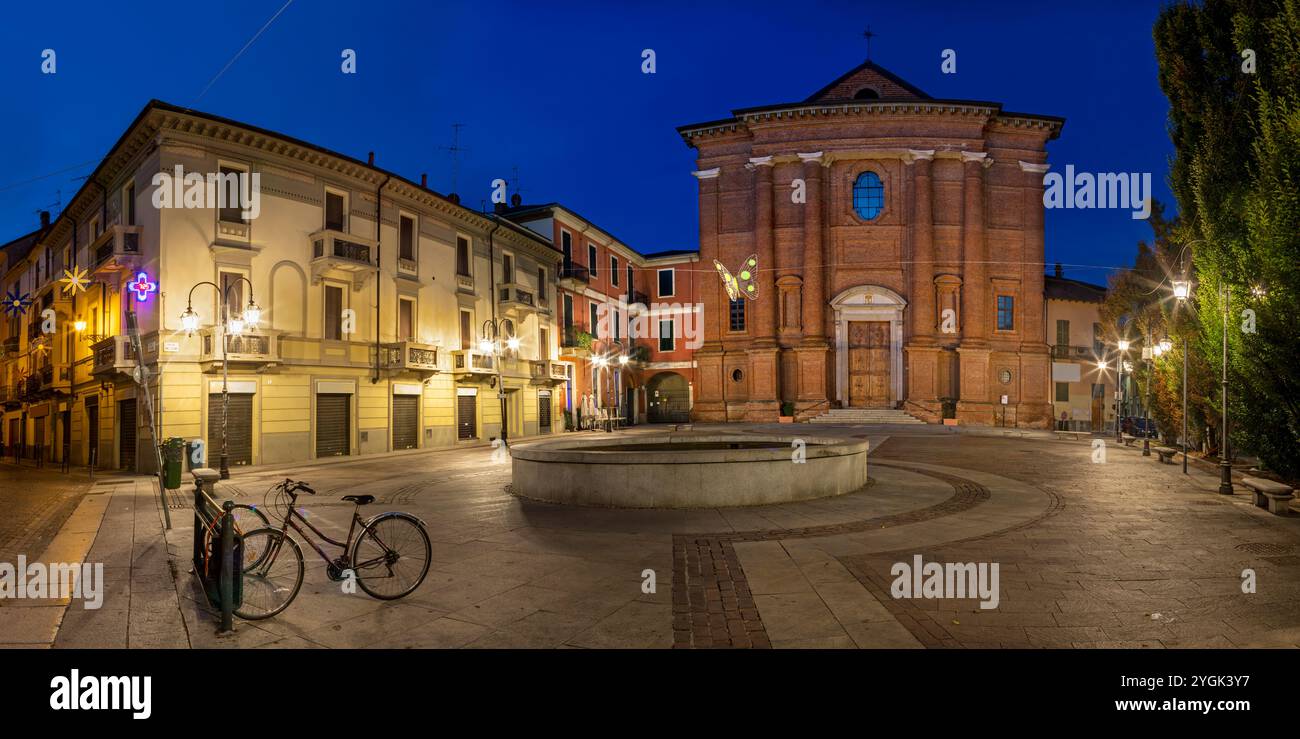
xmin=626 ymin=289 xmax=650 ymax=308
xmin=91 ymin=224 xmax=143 ymax=275
xmin=310 ymin=229 xmax=377 ymax=290
xmin=0 ymin=384 xmax=14 ymax=408
xmin=558 ymin=261 xmax=589 ymax=290
xmin=198 ymin=328 xmax=281 ymax=371
xmin=1051 ymin=344 xmax=1097 ymax=360
xmin=380 ymin=341 xmax=439 ymax=377
xmin=91 ymin=336 xmax=137 ymax=377
xmin=529 ymin=360 xmax=568 ymax=385
xmin=560 ymin=326 xmax=592 ymax=357
xmin=454 ymin=271 xmax=475 ymax=296
xmin=397 ymin=257 xmax=418 ymax=279
xmin=2 ymin=336 xmax=17 ymax=357
xmin=450 ymin=349 xmax=495 ymax=379
xmin=497 ymin=283 xmax=536 ymax=318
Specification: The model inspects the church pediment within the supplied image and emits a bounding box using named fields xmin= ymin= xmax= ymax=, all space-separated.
xmin=804 ymin=60 xmax=931 ymax=103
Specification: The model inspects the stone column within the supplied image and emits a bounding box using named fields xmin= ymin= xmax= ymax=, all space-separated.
xmin=907 ymin=150 xmax=936 ymax=342
xmin=691 ymin=166 xmax=725 ymax=421
xmin=1018 ymin=160 xmax=1052 ymax=428
xmin=793 ymin=152 xmax=830 ymax=414
xmin=959 ymin=151 xmax=991 ymax=344
xmin=745 ymin=155 xmax=780 ymax=420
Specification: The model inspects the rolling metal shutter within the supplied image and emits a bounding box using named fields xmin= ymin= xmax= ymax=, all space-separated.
xmin=207 ymin=393 xmax=253 ymax=466
xmin=537 ymin=392 xmax=552 ymax=433
xmin=392 ymin=394 xmax=419 ymax=450
xmin=316 ymin=394 xmax=350 ymax=457
xmin=118 ymin=399 xmax=137 ymax=471
xmin=457 ymin=392 xmax=477 ymax=440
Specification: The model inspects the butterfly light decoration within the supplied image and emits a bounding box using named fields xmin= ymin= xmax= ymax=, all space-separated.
xmin=713 ymin=255 xmax=759 ymax=301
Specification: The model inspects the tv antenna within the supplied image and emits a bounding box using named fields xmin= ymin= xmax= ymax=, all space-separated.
xmin=437 ymin=123 xmax=470 ymax=195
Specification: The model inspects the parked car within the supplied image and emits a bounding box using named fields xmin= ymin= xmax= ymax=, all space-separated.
xmin=1120 ymin=416 xmax=1158 ymax=438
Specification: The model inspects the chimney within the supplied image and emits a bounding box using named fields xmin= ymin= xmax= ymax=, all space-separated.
xmin=448 ymin=193 xmax=460 ymax=205
xmin=510 ymin=193 xmax=522 ymax=207
xmin=40 ymin=211 xmax=50 ymax=230
xmin=420 ymin=173 xmax=427 ymax=188
xmin=1054 ymin=262 xmax=1063 ymax=278
xmin=367 ymin=151 xmax=375 ymax=166
xmin=493 ymin=202 xmax=507 ymax=214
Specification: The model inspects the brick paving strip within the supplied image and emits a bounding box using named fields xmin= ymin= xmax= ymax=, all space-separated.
xmin=673 ymin=465 xmax=996 ymax=648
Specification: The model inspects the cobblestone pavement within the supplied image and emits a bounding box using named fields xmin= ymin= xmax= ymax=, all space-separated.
xmin=32 ymin=425 xmax=1300 ymax=649
xmin=0 ymin=462 xmax=97 ymax=565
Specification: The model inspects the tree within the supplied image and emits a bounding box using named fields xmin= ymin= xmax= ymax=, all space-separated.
xmin=1154 ymin=0 xmax=1300 ymax=478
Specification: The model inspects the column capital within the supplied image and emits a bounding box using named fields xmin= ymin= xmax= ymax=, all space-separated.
xmin=1018 ymin=160 xmax=1051 ymax=174
xmin=904 ymin=149 xmax=936 ymax=164
xmin=796 ymin=151 xmax=825 ymax=165
xmin=691 ymin=167 xmax=720 ymax=180
xmin=745 ymin=155 xmax=775 ymax=170
xmin=961 ymin=151 xmax=994 ymax=168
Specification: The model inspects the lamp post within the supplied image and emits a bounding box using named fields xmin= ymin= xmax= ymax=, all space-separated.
xmin=480 ymin=318 xmax=519 ymax=445
xmin=180 ymin=279 xmax=260 ymax=479
xmin=1172 ymin=278 xmax=1190 ymax=474
xmin=1114 ymin=338 xmax=1130 ymax=442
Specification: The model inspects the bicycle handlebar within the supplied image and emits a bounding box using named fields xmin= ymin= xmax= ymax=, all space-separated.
xmin=282 ymin=478 xmax=316 ymax=495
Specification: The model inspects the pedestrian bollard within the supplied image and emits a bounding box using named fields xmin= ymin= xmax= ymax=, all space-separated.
xmin=219 ymin=500 xmax=235 ymax=634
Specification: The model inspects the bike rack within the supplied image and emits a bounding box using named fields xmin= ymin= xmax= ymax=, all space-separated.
xmin=191 ymin=468 xmax=242 ymax=634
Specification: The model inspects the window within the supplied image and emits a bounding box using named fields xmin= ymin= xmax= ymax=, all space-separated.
xmin=854 ymin=87 xmax=880 ymax=100
xmin=398 ymin=298 xmax=415 ymax=342
xmin=996 ymin=295 xmax=1015 ymax=331
xmin=537 ymin=266 xmax=547 ymax=305
xmin=89 ymin=215 xmax=101 ymax=240
xmin=614 ymin=309 xmax=621 ymax=341
xmin=563 ymin=293 xmax=573 ymax=329
xmin=1056 ymin=320 xmax=1070 ymax=348
xmin=325 ymin=190 xmax=347 ymax=231
xmin=588 ymin=244 xmax=598 ymax=276
xmin=399 ymin=214 xmax=415 ymax=261
xmin=659 ymin=319 xmax=674 ymax=352
xmin=220 ymin=271 xmax=244 ymax=321
xmin=729 ymin=298 xmax=746 ymax=332
xmin=218 ymin=167 xmax=248 ymax=224
xmin=1055 ymin=382 xmax=1070 ymax=402
xmin=456 ymin=236 xmax=471 ymax=277
xmin=123 ymin=182 xmax=136 ymax=227
xmin=1092 ymin=323 xmax=1104 ymax=354
xmin=627 ymin=264 xmax=634 ymax=296
xmin=611 ymin=256 xmax=620 ymax=286
xmin=539 ymin=326 xmax=549 ymax=360
xmin=324 ymin=284 xmax=344 ymax=340
xmin=852 ymin=171 xmax=884 ymax=220
xmin=589 ymin=303 xmax=599 ymax=338
xmin=658 ymin=269 xmax=674 ymax=298
xmin=460 ymin=310 xmax=473 ymax=349
xmin=502 ymin=253 xmax=514 ymax=284
xmin=560 ymin=230 xmax=572 ymax=263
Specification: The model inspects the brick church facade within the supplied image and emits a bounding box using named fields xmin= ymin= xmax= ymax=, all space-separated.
xmin=678 ymin=61 xmax=1064 ymax=427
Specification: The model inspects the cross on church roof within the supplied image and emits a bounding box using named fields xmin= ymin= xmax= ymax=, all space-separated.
xmin=863 ymin=26 xmax=877 ymax=61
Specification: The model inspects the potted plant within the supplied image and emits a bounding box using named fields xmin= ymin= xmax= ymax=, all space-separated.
xmin=779 ymin=401 xmax=796 ymax=423
xmin=941 ymin=397 xmax=959 ymax=426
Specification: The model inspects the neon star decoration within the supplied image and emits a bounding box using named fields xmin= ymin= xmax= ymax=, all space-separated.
xmin=713 ymin=255 xmax=759 ymax=301
xmin=127 ymin=272 xmax=157 ymax=302
xmin=60 ymin=265 xmax=91 ymax=295
xmin=3 ymin=288 xmax=32 ymax=317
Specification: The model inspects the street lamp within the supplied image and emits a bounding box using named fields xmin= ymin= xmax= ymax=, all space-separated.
xmin=480 ymin=318 xmax=515 ymax=445
xmin=1113 ymin=339 xmax=1131 ymax=441
xmin=180 ymin=279 xmax=260 ymax=479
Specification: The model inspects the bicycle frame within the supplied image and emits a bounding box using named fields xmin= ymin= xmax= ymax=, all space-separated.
xmin=262 ymin=490 xmax=394 ymax=574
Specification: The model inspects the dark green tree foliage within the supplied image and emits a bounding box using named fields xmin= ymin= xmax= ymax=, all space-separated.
xmin=1154 ymin=0 xmax=1300 ymax=477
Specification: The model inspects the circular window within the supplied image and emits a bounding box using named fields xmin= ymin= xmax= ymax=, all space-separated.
xmin=999 ymin=369 xmax=1013 ymax=385
xmin=853 ymin=171 xmax=884 ymax=220
xmin=731 ymin=369 xmax=744 ymax=383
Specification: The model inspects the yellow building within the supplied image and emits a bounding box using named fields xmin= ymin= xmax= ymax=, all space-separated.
xmin=1045 ymin=268 xmax=1115 ymax=432
xmin=1 ymin=101 xmax=565 ymax=473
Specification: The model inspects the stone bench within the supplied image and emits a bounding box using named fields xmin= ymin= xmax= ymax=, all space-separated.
xmin=1053 ymin=429 xmax=1083 ymax=441
xmin=1242 ymin=477 xmax=1295 ymax=516
xmin=1121 ymin=434 xmax=1137 ymax=447
xmin=1152 ymin=446 xmax=1178 ymax=464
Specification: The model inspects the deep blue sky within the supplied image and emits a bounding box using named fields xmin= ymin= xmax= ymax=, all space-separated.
xmin=1 ymin=0 xmax=1171 ymax=285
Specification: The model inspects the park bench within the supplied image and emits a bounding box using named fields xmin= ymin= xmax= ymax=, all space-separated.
xmin=1053 ymin=429 xmax=1083 ymax=441
xmin=1121 ymin=434 xmax=1137 ymax=447
xmin=1152 ymin=446 xmax=1178 ymax=464
xmin=1241 ymin=477 xmax=1295 ymax=516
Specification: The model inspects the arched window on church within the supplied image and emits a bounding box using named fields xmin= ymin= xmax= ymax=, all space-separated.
xmin=853 ymin=171 xmax=884 ymax=221
xmin=853 ymin=87 xmax=880 ymax=100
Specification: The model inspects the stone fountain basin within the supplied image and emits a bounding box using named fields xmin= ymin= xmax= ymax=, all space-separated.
xmin=509 ymin=433 xmax=869 ymax=508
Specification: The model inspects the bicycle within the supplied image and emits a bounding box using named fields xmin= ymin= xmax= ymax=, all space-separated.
xmin=235 ymin=478 xmax=432 ymax=620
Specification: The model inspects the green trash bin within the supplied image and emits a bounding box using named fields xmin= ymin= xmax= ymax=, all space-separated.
xmin=161 ymin=438 xmax=185 ymax=489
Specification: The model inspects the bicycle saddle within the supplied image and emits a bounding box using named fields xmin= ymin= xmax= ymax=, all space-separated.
xmin=341 ymin=494 xmax=374 ymax=506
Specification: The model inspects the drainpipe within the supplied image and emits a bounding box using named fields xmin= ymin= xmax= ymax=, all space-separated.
xmin=371 ymin=174 xmax=390 ymax=384
xmin=487 ymin=215 xmax=504 ymax=442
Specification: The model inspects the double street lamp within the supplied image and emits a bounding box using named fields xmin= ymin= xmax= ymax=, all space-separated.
xmin=179 ymin=279 xmax=260 ymax=480
xmin=479 ymin=318 xmax=519 ymax=445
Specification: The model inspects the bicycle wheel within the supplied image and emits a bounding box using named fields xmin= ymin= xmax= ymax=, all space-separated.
xmin=234 ymin=528 xmax=304 ymax=620
xmin=349 ymin=513 xmax=431 ymax=600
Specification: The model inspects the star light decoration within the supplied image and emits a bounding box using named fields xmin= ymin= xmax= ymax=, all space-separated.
xmin=3 ymin=288 xmax=32 ymax=317
xmin=60 ymin=265 xmax=91 ymax=295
